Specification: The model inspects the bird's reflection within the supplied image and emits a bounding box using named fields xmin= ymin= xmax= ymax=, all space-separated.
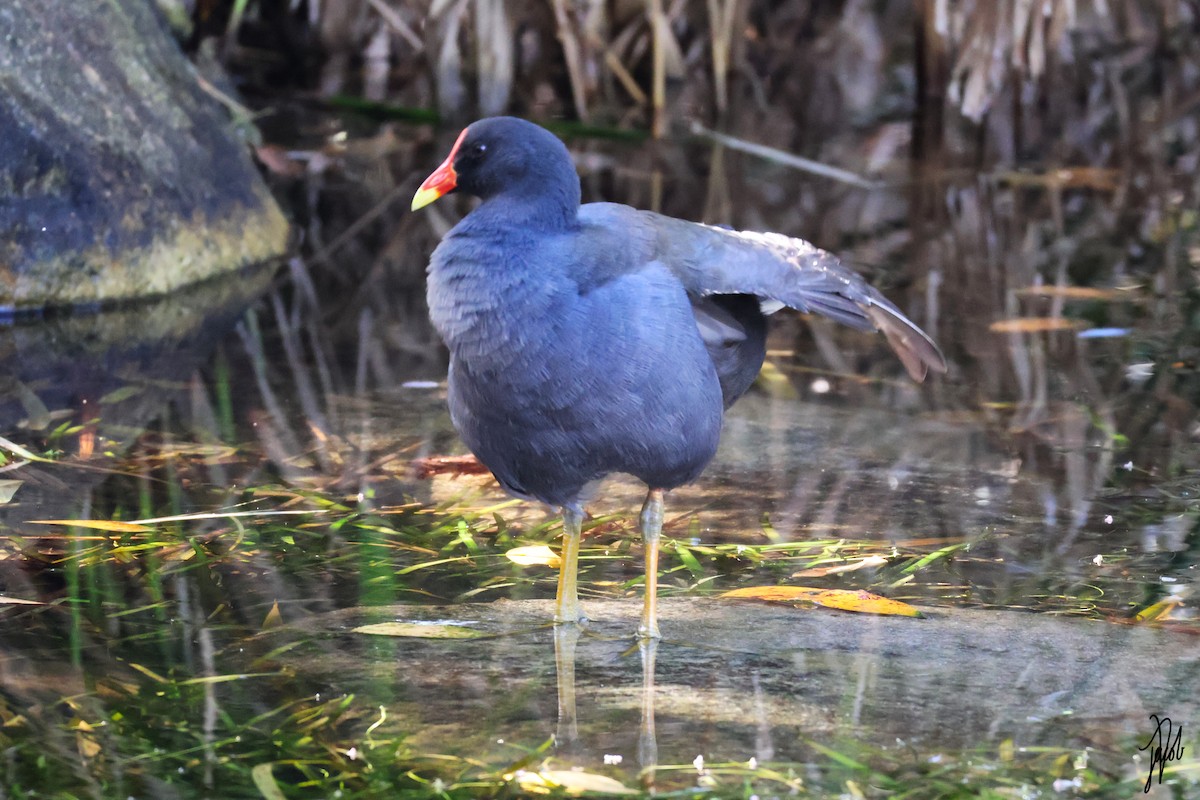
xmin=552 ymin=625 xmax=580 ymax=752
xmin=636 ymin=638 xmax=659 ymax=790
xmin=551 ymin=626 xmax=660 ymax=789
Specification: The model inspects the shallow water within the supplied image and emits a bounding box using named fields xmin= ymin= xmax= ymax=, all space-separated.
xmin=1 ymin=123 xmax=1198 ymax=797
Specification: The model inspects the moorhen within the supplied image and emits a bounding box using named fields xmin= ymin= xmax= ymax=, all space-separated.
xmin=412 ymin=117 xmax=945 ymax=638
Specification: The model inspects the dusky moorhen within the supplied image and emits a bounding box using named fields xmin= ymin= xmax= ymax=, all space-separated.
xmin=412 ymin=117 xmax=945 ymax=638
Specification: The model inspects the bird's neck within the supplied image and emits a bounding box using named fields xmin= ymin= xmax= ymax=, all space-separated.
xmin=471 ymin=177 xmax=581 ymax=232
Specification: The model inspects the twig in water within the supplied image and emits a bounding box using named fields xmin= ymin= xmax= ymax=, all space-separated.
xmin=364 ymin=0 xmax=424 ymax=51
xmin=689 ymin=122 xmax=880 ymax=190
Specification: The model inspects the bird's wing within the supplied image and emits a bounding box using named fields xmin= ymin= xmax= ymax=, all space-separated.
xmin=633 ymin=209 xmax=947 ymax=382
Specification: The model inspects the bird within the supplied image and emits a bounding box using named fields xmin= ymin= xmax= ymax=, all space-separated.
xmin=411 ymin=117 xmax=945 ymax=638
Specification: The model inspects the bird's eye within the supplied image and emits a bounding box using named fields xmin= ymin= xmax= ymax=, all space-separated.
xmin=471 ymin=142 xmax=488 ymax=157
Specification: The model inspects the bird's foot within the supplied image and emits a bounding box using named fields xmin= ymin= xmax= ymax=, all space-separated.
xmin=553 ymin=609 xmax=588 ymax=626
xmin=635 ymin=621 xmax=661 ymax=640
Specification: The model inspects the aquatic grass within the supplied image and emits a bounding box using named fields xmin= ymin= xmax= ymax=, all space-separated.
xmin=12 ymin=453 xmax=1183 ymax=630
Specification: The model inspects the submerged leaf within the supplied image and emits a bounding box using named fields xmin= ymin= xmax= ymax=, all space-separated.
xmin=251 ymin=762 xmax=288 ymax=800
xmin=26 ymin=519 xmax=153 ymax=533
xmin=178 ymin=673 xmax=283 ymax=685
xmin=0 ymin=480 xmax=21 ymax=504
xmin=720 ymin=586 xmax=924 ymax=617
xmin=674 ymin=542 xmax=704 ymax=577
xmin=352 ymin=622 xmax=484 ymax=639
xmin=792 ymin=555 xmax=888 ymax=577
xmin=506 ymin=544 xmax=561 ymax=567
xmin=514 ymin=769 xmax=638 ymax=795
xmin=98 ymin=385 xmax=145 ymax=404
xmin=15 ymin=382 xmax=51 ymax=431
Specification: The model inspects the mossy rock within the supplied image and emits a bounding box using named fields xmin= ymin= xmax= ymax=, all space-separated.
xmin=0 ymin=0 xmax=288 ymax=311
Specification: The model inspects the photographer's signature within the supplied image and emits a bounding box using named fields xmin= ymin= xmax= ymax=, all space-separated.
xmin=1139 ymin=714 xmax=1184 ymax=792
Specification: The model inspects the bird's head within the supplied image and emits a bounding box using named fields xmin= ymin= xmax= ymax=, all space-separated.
xmin=411 ymin=117 xmax=576 ymax=213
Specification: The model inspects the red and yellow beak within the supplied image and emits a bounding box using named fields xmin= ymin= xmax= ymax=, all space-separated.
xmin=411 ymin=128 xmax=469 ymax=211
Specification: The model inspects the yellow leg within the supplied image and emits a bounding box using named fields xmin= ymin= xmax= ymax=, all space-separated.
xmin=638 ymin=488 xmax=664 ymax=639
xmin=554 ymin=506 xmax=585 ymax=624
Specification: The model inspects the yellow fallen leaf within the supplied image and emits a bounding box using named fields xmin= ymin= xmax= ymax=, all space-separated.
xmin=514 ymin=769 xmax=637 ymax=796
xmin=127 ymin=663 xmax=169 ymax=683
xmin=720 ymin=586 xmax=924 ymax=617
xmin=76 ymin=731 xmax=101 ymax=758
xmin=26 ymin=519 xmax=153 ymax=533
xmin=0 ymin=596 xmax=42 ymax=605
xmin=352 ymin=622 xmax=484 ymax=639
xmin=1135 ymin=596 xmax=1183 ymax=622
xmin=262 ymin=602 xmax=284 ymax=630
xmin=506 ymin=544 xmax=562 ymax=568
xmin=755 ymin=359 xmax=798 ymax=399
xmin=159 ymin=545 xmax=196 ymax=563
xmin=988 ymin=317 xmax=1086 ymax=333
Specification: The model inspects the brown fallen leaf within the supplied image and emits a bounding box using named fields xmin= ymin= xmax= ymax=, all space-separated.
xmin=254 ymin=144 xmax=306 ymax=178
xmin=997 ymin=167 xmax=1119 ymax=191
xmin=720 ymin=586 xmax=924 ymax=617
xmin=411 ymin=455 xmax=490 ymax=479
xmin=1014 ymin=286 xmax=1124 ymax=301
